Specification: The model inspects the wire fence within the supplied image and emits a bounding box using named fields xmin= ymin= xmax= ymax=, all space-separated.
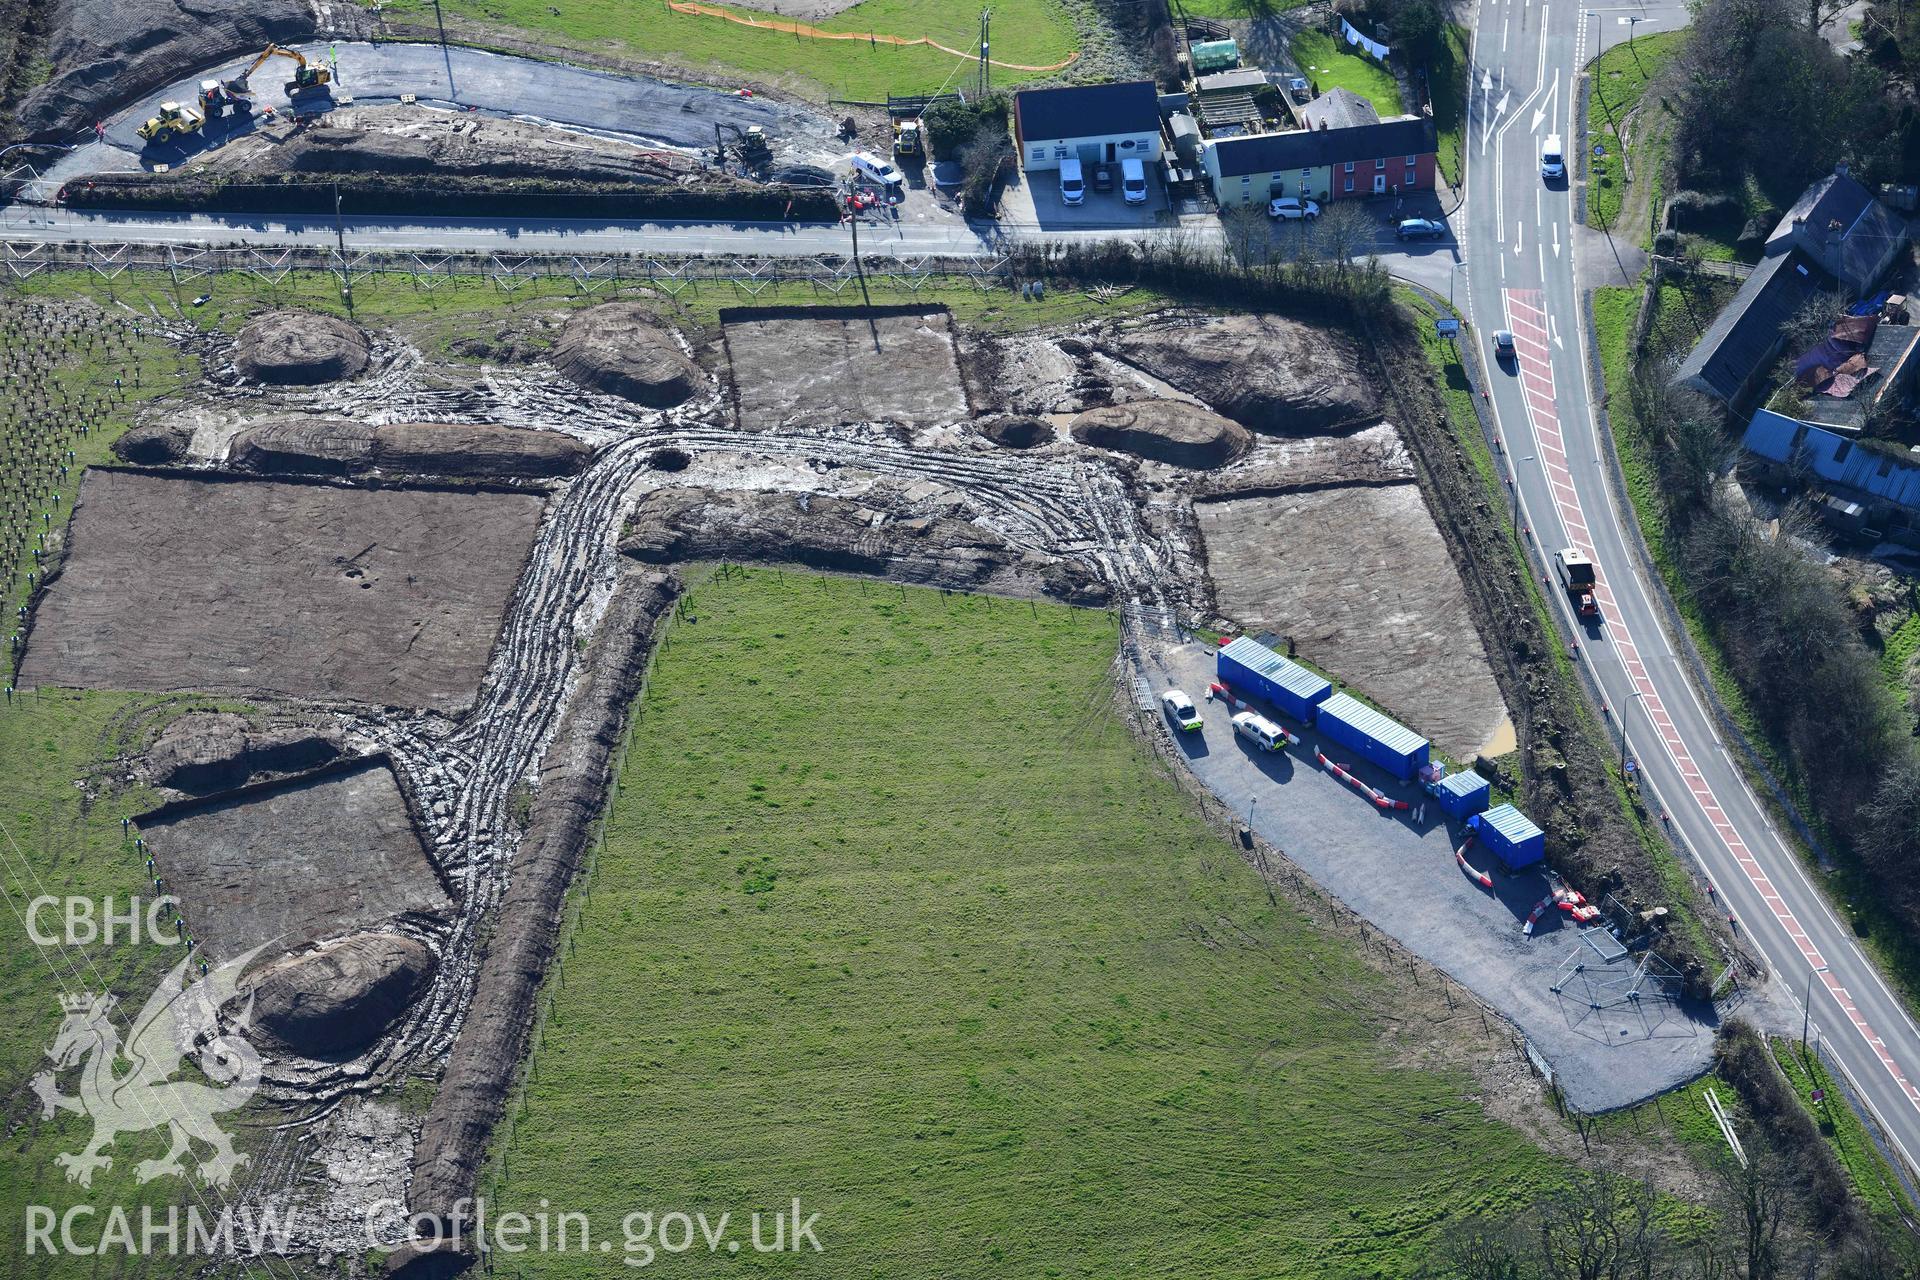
xmin=0 ymin=239 xmax=1017 ymax=295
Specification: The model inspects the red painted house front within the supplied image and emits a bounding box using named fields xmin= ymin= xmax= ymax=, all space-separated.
xmin=1324 ymin=148 xmax=1436 ymax=201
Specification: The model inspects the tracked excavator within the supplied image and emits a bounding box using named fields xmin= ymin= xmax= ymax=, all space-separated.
xmin=207 ymin=43 xmax=334 ymax=105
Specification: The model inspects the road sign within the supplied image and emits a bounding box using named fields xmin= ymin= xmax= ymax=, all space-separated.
xmin=1812 ymin=1087 xmax=1827 ymax=1104
xmin=1435 ymin=317 xmax=1461 ymax=335
xmin=1625 ymin=758 xmax=1637 ymax=776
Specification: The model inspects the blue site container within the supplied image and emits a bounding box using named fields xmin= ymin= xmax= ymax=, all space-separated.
xmin=1314 ymin=691 xmax=1430 ymax=782
xmin=1431 ymin=770 xmax=1490 ymax=821
xmin=1468 ymin=803 xmax=1545 ymax=871
xmin=1216 ymin=637 xmax=1333 ymax=725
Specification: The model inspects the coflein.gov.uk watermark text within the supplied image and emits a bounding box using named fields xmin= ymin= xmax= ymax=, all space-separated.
xmin=25 ymin=1198 xmax=824 ymax=1268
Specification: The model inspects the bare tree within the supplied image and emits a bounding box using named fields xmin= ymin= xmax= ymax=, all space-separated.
xmin=1708 ymin=1135 xmax=1797 ymax=1280
xmin=1312 ymin=200 xmax=1379 ymax=273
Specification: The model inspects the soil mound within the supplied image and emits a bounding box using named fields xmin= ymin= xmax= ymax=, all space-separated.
xmin=229 ymin=417 xmax=375 ymax=476
xmin=113 ymin=422 xmax=194 ymax=465
xmin=146 ymin=712 xmax=342 ymax=793
xmin=239 ymin=932 xmax=436 ymax=1059
xmin=552 ymin=303 xmax=699 ymax=407
xmin=974 ymin=414 xmax=1054 ymax=449
xmin=372 ymin=423 xmax=589 ymax=478
xmin=1102 ymin=315 xmax=1380 ymax=434
xmin=253 ymin=113 xmax=700 ymax=185
xmin=620 ymin=486 xmax=1111 ymax=605
xmin=17 ymin=0 xmax=324 ymax=140
xmin=235 ymin=312 xmax=371 ymax=385
xmin=1070 ymin=400 xmax=1251 ymax=468
xmin=229 ymin=419 xmax=589 ymax=479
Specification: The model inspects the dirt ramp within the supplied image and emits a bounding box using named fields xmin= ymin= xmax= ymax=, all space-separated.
xmin=619 ymin=486 xmax=1111 ymax=605
xmin=1070 ymin=400 xmax=1251 ymax=468
xmin=230 ymin=418 xmax=591 ymax=480
xmin=1101 ymin=314 xmax=1380 ymax=434
xmin=552 ymin=303 xmax=700 ymax=407
xmin=235 ymin=312 xmax=371 ymax=385
xmin=237 ymin=932 xmax=436 ymax=1060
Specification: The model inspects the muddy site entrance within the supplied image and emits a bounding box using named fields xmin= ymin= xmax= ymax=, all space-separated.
xmin=4 ymin=285 xmax=1707 ymax=1264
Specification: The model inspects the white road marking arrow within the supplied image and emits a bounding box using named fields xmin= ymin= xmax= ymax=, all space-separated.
xmin=1550 ymin=315 xmax=1564 ymax=349
xmin=1482 ymin=84 xmax=1510 ymax=153
xmin=1514 ymin=220 xmax=1525 ymax=256
xmin=1529 ymin=73 xmax=1561 ymax=135
xmin=1552 ymin=221 xmax=1562 ymax=259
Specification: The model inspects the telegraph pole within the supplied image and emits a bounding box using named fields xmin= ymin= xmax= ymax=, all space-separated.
xmin=978 ymin=9 xmax=991 ymax=98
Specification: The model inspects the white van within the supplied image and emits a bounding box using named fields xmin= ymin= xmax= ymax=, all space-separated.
xmin=1540 ymin=134 xmax=1565 ymax=180
xmin=1232 ymin=710 xmax=1290 ymax=752
xmin=1119 ymin=157 xmax=1148 ymax=205
xmin=1059 ymin=157 xmax=1086 ymax=206
xmin=849 ymin=151 xmax=907 ymax=202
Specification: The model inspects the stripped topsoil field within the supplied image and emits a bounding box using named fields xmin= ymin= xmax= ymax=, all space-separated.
xmin=137 ymin=757 xmax=451 ymax=962
xmin=723 ymin=305 xmax=970 ymax=429
xmin=21 ymin=468 xmax=545 ymax=712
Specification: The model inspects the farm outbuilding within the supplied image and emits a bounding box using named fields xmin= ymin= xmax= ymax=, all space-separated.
xmin=1216 ymin=636 xmax=1333 ymax=724
xmin=1314 ymin=691 xmax=1429 ymax=782
xmin=1431 ymin=770 xmax=1490 ymax=821
xmin=1468 ymin=804 xmax=1545 ymax=871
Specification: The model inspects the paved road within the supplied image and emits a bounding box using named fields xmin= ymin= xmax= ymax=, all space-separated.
xmin=1463 ymin=0 xmax=1920 ymax=1168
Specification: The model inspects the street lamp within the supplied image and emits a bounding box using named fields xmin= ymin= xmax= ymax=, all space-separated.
xmin=1803 ymin=963 xmax=1830 ymax=1050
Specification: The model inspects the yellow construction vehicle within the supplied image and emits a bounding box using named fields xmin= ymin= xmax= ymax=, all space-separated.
xmin=136 ymin=101 xmax=207 ymax=145
xmin=227 ymin=43 xmax=333 ymax=100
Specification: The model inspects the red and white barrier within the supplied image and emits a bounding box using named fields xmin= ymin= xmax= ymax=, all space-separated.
xmin=1524 ymin=895 xmax=1554 ymax=936
xmin=1315 ymin=749 xmax=1412 ymax=811
xmin=1455 ymin=838 xmax=1494 ymax=889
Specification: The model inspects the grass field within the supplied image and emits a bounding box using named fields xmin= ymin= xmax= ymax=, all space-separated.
xmin=367 ymin=0 xmax=1081 ymax=101
xmin=487 ymin=570 xmax=1563 ymax=1276
xmin=1178 ymin=0 xmax=1313 ymax=17
xmin=1291 ymin=30 xmax=1405 ymax=121
xmin=1585 ymin=30 xmax=1684 ymax=244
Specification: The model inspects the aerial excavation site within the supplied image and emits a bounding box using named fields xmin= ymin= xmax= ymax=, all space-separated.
xmin=6 ymin=0 xmax=1920 ymax=1275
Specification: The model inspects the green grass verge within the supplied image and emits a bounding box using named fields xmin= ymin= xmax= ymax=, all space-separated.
xmin=1881 ymin=607 xmax=1920 ymax=706
xmin=365 ymin=0 xmax=1080 ymax=101
xmin=1431 ymin=24 xmax=1469 ymax=188
xmin=1176 ymin=0 xmax=1312 ymax=17
xmin=12 ymin=271 xmax=1168 ymax=343
xmin=1584 ymin=30 xmax=1685 ymax=242
xmin=1771 ymin=1039 xmax=1919 ymax=1226
xmin=487 ymin=569 xmax=1563 ymax=1275
xmin=1291 ymin=30 xmax=1405 ymax=120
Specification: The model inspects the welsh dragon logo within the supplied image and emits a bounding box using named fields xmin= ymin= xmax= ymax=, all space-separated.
xmin=30 ymin=944 xmax=270 ymax=1188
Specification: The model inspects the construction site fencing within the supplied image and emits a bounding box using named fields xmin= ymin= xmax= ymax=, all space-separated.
xmin=0 ymin=239 xmax=1017 ymax=296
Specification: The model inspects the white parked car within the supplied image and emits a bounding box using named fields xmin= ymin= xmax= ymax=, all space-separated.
xmin=1162 ymin=689 xmax=1203 ymax=732
xmin=1267 ymin=196 xmax=1320 ymax=220
xmin=849 ymin=151 xmax=907 ymax=201
xmin=1232 ymin=710 xmax=1291 ymax=752
xmin=1119 ymin=157 xmax=1148 ymax=205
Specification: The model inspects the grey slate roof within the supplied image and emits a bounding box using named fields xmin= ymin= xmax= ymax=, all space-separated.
xmin=1300 ymin=88 xmax=1380 ymax=132
xmin=1765 ymin=171 xmax=1910 ymax=293
xmin=1211 ymin=115 xmax=1436 ymax=177
xmin=1673 ymin=249 xmax=1832 ymax=404
xmin=1014 ymin=81 xmax=1160 ymax=142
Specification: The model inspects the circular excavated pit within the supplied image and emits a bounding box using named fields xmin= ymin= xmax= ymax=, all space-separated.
xmin=553 ymin=302 xmax=700 ymax=407
xmin=234 ymin=311 xmax=371 ymax=385
xmin=1069 ymin=399 xmax=1252 ymax=469
xmin=974 ymin=414 xmax=1054 ymax=449
xmin=648 ymin=446 xmax=692 ymax=472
